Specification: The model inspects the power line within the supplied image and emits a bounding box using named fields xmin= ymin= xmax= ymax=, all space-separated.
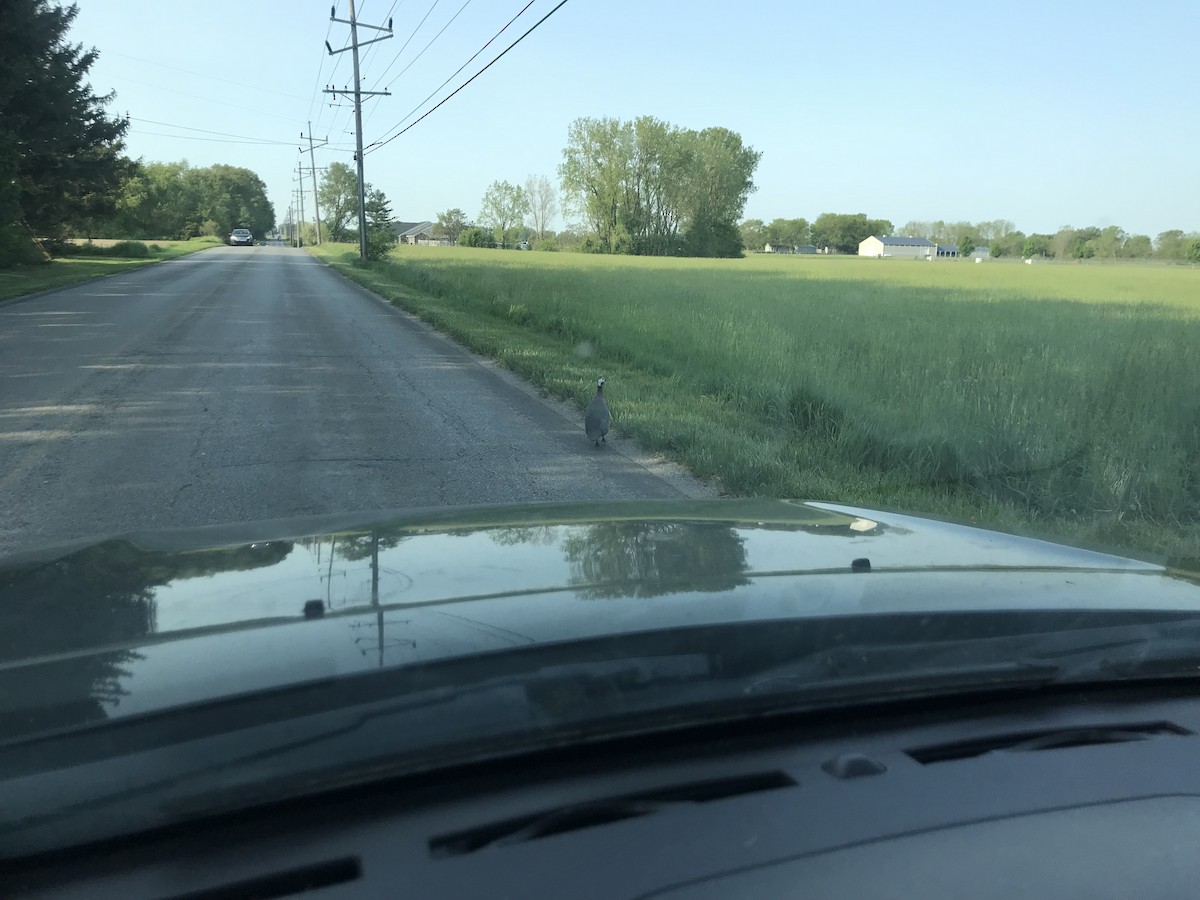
xmin=366 ymin=0 xmax=538 ymax=150
xmin=128 ymin=116 xmax=297 ymax=144
xmin=366 ymin=0 xmax=568 ymax=154
xmin=130 ymin=129 xmax=299 ymax=146
xmin=363 ymin=0 xmax=474 ymax=125
xmin=109 ymin=75 xmax=310 ymax=126
xmin=367 ymin=0 xmax=441 ymax=90
xmin=105 ymin=50 xmax=308 ymax=100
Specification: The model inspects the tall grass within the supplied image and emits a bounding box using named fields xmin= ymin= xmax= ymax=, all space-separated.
xmin=311 ymin=245 xmax=1200 ymax=559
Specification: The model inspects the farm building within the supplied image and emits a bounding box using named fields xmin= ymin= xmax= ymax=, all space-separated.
xmin=763 ymin=243 xmax=818 ymax=254
xmin=936 ymin=244 xmax=957 ymax=258
xmin=390 ymin=221 xmax=450 ymax=245
xmin=858 ymin=236 xmax=935 ymax=259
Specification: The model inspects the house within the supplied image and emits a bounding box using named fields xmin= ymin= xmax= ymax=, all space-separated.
xmin=763 ymin=243 xmax=818 ymax=255
xmin=936 ymin=244 xmax=958 ymax=258
xmin=972 ymin=246 xmax=990 ymax=260
xmin=858 ymin=235 xmax=935 ymax=259
xmin=390 ymin=220 xmax=450 ymax=245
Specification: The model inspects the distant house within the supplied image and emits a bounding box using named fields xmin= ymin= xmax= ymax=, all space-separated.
xmin=390 ymin=220 xmax=449 ymax=245
xmin=858 ymin=235 xmax=935 ymax=259
xmin=936 ymin=244 xmax=958 ymax=258
xmin=764 ymin=243 xmax=818 ymax=255
xmin=972 ymin=246 xmax=990 ymax=260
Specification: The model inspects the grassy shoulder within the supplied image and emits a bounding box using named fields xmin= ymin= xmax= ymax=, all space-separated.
xmin=0 ymin=237 xmax=223 ymax=302
xmin=308 ymin=243 xmax=1200 ymax=563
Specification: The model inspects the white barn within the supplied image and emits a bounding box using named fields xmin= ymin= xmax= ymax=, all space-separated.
xmin=858 ymin=235 xmax=935 ymax=259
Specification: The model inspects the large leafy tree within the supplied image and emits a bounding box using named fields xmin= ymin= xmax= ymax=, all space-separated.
xmin=478 ymin=180 xmax=528 ymax=248
xmin=433 ymin=207 xmax=469 ymax=242
xmin=317 ymin=162 xmax=360 ymax=242
xmin=1 ymin=0 xmax=129 ymax=263
xmin=559 ymin=116 xmax=760 ymax=258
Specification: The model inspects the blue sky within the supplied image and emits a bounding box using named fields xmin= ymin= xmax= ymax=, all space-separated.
xmin=73 ymin=0 xmax=1198 ymax=237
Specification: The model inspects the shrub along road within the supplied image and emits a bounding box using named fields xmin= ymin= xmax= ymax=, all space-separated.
xmin=0 ymin=245 xmax=709 ymax=558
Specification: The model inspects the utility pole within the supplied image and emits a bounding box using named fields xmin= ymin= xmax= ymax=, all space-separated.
xmin=294 ymin=171 xmax=307 ymax=246
xmin=301 ymin=121 xmax=328 ymax=244
xmin=292 ymin=189 xmax=303 ymax=248
xmin=325 ymin=1 xmax=392 ymax=260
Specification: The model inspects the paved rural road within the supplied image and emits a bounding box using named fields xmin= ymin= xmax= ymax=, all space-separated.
xmin=0 ymin=246 xmax=710 ymax=558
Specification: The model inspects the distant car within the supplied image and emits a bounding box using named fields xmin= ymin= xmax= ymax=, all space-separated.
xmin=229 ymin=228 xmax=254 ymax=246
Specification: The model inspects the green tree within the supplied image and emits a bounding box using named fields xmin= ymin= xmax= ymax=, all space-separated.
xmin=1023 ymin=234 xmax=1054 ymax=258
xmin=1122 ymin=234 xmax=1152 ymax=258
xmin=680 ymin=126 xmax=761 ymax=257
xmin=433 ymin=207 xmax=468 ymax=242
xmin=478 ymin=180 xmax=528 ymax=248
xmin=739 ymin=219 xmax=766 ymax=252
xmin=1187 ymin=238 xmax=1200 ymax=264
xmin=988 ymin=230 xmax=1025 ymax=258
xmin=764 ymin=218 xmax=809 ymax=248
xmin=1088 ymin=225 xmax=1126 ymax=259
xmin=363 ymin=188 xmax=394 ymax=260
xmin=318 ymin=162 xmax=359 ymax=242
xmin=1156 ymin=230 xmax=1187 ymax=260
xmin=1 ymin=0 xmax=130 ymax=263
xmin=957 ymin=235 xmax=976 ymax=257
xmin=810 ymin=213 xmax=893 ymax=254
xmin=559 ymin=116 xmax=760 ymax=258
xmin=457 ymin=226 xmax=494 ymax=248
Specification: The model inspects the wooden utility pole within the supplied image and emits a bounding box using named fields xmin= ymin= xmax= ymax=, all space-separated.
xmin=301 ymin=121 xmax=328 ymax=244
xmin=324 ymin=2 xmax=392 ymax=260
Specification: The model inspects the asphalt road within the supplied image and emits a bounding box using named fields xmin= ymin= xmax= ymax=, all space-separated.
xmin=0 ymin=245 xmax=710 ymax=557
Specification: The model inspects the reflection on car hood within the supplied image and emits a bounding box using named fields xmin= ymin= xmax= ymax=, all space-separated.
xmin=0 ymin=499 xmax=1191 ymax=738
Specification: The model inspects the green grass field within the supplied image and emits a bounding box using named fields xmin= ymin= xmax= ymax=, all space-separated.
xmin=0 ymin=237 xmax=223 ymax=302
xmin=311 ymin=244 xmax=1200 ymax=562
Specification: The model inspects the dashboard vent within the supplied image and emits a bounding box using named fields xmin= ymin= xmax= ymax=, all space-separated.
xmin=170 ymin=856 xmax=361 ymax=899
xmin=430 ymin=771 xmax=796 ymax=858
xmin=908 ymin=721 xmax=1190 ymax=764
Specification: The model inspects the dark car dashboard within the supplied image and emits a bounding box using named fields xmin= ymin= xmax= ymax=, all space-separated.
xmin=9 ymin=684 xmax=1200 ymax=898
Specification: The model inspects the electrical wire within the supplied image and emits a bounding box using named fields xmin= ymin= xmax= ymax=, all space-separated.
xmin=105 ymin=51 xmax=307 ymax=100
xmin=366 ymin=0 xmax=538 ymax=150
xmin=125 ymin=117 xmax=313 ymax=148
xmin=110 ymin=76 xmax=310 ymax=126
xmin=366 ymin=0 xmax=440 ymax=90
xmin=360 ymin=0 xmax=477 ymax=132
xmin=361 ymin=0 xmax=474 ymax=132
xmin=129 ymin=130 xmax=299 ymax=146
xmin=366 ymin=0 xmax=568 ymax=154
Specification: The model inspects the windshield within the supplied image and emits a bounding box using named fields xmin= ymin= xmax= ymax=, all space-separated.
xmin=1 ymin=0 xmax=1197 ymax=861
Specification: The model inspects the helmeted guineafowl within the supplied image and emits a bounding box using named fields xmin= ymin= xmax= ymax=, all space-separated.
xmin=584 ymin=376 xmax=610 ymax=446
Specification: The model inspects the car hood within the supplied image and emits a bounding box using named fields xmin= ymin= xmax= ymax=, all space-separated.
xmin=1 ymin=499 xmax=1194 ymax=739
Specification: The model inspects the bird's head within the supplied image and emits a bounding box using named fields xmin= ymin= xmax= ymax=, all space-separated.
xmin=597 ymin=376 xmax=606 ymax=390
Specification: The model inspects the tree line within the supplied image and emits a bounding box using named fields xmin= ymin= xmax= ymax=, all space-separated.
xmin=1 ymin=1 xmax=276 ymax=263
xmin=739 ymin=213 xmax=1200 ymax=262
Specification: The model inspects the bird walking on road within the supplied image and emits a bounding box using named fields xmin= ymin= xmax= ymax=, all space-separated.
xmin=584 ymin=376 xmax=610 ymax=447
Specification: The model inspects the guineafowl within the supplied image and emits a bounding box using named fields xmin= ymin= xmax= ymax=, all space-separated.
xmin=584 ymin=376 xmax=610 ymax=446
